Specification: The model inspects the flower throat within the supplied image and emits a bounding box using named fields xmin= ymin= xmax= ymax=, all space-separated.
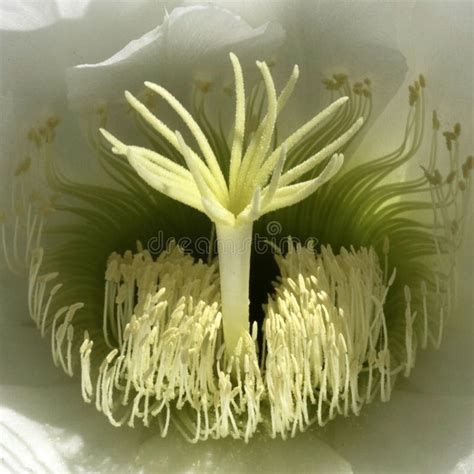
xmin=1 ymin=54 xmax=470 ymax=441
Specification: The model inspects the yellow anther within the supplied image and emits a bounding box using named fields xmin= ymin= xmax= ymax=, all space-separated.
xmin=458 ymin=181 xmax=466 ymax=191
xmin=454 ymin=123 xmax=461 ymax=137
xmin=322 ymin=79 xmax=335 ymax=90
xmin=419 ymin=74 xmax=426 ymax=88
xmin=423 ymin=166 xmax=443 ymax=186
xmin=433 ymin=169 xmax=443 ymax=185
xmin=266 ymin=58 xmax=277 ymax=69
xmin=46 ymin=116 xmax=60 ymax=129
xmin=446 ymin=170 xmax=456 ymax=184
xmin=443 ymin=131 xmax=456 ymax=141
xmin=196 ymin=80 xmax=213 ymax=94
xmin=408 ymin=85 xmax=418 ymax=106
xmin=14 ymin=156 xmax=31 ymax=176
xmin=0 ymin=210 xmax=6 ymax=224
xmin=461 ymin=155 xmax=473 ymax=179
xmin=333 ymin=73 xmax=348 ymax=83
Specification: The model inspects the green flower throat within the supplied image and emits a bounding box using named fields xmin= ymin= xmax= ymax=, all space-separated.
xmin=1 ymin=54 xmax=471 ymax=441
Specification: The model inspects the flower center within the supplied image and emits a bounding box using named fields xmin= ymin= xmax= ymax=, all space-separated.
xmin=100 ymin=53 xmax=363 ymax=355
xmin=1 ymin=54 xmax=471 ymax=441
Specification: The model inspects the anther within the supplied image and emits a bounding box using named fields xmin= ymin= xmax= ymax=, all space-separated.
xmin=432 ymin=110 xmax=440 ymax=130
xmin=46 ymin=116 xmax=60 ymax=129
xmin=14 ymin=156 xmax=31 ymax=176
xmin=196 ymin=80 xmax=213 ymax=94
xmin=454 ymin=123 xmax=461 ymax=137
xmin=27 ymin=128 xmax=41 ymax=146
xmin=408 ymin=85 xmax=418 ymax=106
xmin=446 ymin=170 xmax=456 ymax=184
xmin=433 ymin=170 xmax=443 ymax=185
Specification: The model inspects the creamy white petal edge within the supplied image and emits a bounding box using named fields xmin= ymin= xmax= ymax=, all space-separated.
xmin=66 ymin=5 xmax=285 ymax=110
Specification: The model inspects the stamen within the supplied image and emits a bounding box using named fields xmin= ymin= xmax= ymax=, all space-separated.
xmin=263 ymin=243 xmax=399 ymax=436
xmin=81 ymin=244 xmax=264 ymax=440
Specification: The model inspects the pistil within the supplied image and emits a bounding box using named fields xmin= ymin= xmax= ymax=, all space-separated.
xmin=101 ymin=53 xmax=362 ymax=355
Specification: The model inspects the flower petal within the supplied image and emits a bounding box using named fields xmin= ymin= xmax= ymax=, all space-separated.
xmin=0 ymin=403 xmax=70 ymax=473
xmin=331 ymin=391 xmax=474 ymax=473
xmin=66 ymin=5 xmax=285 ymax=110
xmin=0 ymin=385 xmax=141 ymax=472
xmin=0 ymin=2 xmax=174 ymax=108
xmin=0 ymin=384 xmax=352 ymax=472
xmin=209 ymin=0 xmax=408 ymax=124
xmin=0 ymin=0 xmax=168 ymax=32
xmin=0 ymin=0 xmax=89 ymax=31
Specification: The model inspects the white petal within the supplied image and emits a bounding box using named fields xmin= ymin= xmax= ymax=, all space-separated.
xmin=332 ymin=391 xmax=474 ymax=474
xmin=0 ymin=385 xmax=142 ymax=472
xmin=0 ymin=383 xmax=351 ymax=472
xmin=0 ymin=0 xmax=166 ymax=31
xmin=67 ymin=4 xmax=285 ymax=110
xmin=357 ymin=2 xmax=473 ymax=167
xmin=452 ymin=452 xmax=474 ymax=474
xmin=0 ymin=0 xmax=89 ymax=31
xmin=210 ymin=0 xmax=408 ymax=125
xmin=393 ymin=1 xmax=473 ymax=148
xmin=0 ymin=2 xmax=172 ymax=108
xmin=136 ymin=429 xmax=352 ymax=473
xmin=0 ymin=402 xmax=71 ymax=473
xmin=397 ymin=244 xmax=474 ymax=397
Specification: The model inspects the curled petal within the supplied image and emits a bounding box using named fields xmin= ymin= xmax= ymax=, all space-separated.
xmin=67 ymin=5 xmax=285 ymax=110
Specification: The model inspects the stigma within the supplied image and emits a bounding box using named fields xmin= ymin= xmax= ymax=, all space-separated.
xmin=100 ymin=54 xmax=362 ymax=227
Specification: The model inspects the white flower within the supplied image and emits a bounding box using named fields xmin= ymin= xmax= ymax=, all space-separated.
xmin=0 ymin=1 xmax=472 ymax=472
